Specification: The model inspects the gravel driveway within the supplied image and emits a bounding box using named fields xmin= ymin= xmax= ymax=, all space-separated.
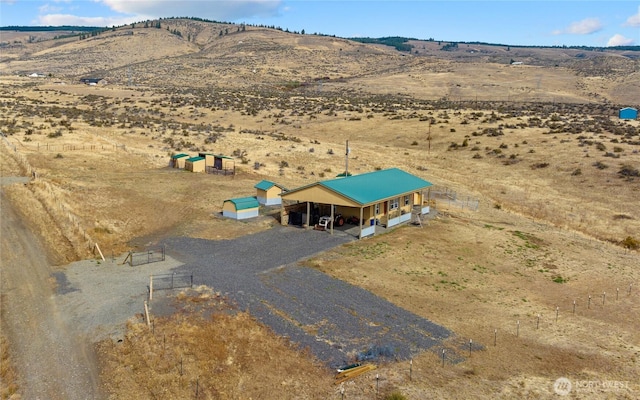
xmin=162 ymin=225 xmax=452 ymax=368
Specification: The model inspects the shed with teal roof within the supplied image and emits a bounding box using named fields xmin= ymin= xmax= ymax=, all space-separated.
xmin=185 ymin=156 xmax=205 ymax=172
xmin=254 ymin=180 xmax=287 ymax=205
xmin=170 ymin=153 xmax=189 ymax=169
xmin=222 ymin=196 xmax=260 ymax=220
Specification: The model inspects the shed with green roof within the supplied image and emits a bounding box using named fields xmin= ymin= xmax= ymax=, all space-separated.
xmin=170 ymin=153 xmax=189 ymax=169
xmin=223 ymin=196 xmax=260 ymax=220
xmin=198 ymin=152 xmax=215 ymax=168
xmin=280 ymin=168 xmax=432 ymax=238
xmin=214 ymin=154 xmax=234 ymax=171
xmin=254 ymin=180 xmax=287 ymax=206
xmin=185 ymin=156 xmax=206 ymax=173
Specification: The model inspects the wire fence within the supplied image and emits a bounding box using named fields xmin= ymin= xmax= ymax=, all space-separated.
xmin=1 ymin=133 xmax=96 ymax=253
xmin=33 ymin=142 xmax=127 ymax=152
xmin=430 ymin=185 xmax=480 ymax=211
xmin=135 ymin=276 xmax=638 ymax=399
xmin=125 ymin=246 xmax=166 ymax=266
xmin=150 ymin=272 xmax=194 ymax=291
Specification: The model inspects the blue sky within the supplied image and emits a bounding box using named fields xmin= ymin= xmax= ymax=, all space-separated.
xmin=0 ymin=1 xmax=639 ymax=47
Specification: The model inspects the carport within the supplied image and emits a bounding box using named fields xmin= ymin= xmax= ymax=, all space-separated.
xmin=280 ymin=168 xmax=432 ymax=238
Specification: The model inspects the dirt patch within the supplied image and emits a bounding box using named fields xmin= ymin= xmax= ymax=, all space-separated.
xmin=0 ymin=189 xmax=101 ymax=399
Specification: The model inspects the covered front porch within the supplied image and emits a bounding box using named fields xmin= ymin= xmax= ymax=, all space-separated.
xmin=282 ymin=196 xmax=430 ymax=239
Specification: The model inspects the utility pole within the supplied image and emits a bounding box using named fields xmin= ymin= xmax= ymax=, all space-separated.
xmin=345 ymin=140 xmax=350 ymax=176
xmin=427 ymin=121 xmax=432 ymax=153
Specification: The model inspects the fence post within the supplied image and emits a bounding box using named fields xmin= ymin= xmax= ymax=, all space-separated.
xmin=149 ymin=275 xmax=153 ymax=301
xmin=144 ymin=301 xmax=151 ymax=327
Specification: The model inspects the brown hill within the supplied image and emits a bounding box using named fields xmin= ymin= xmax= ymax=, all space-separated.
xmin=2 ymin=18 xmax=638 ymax=105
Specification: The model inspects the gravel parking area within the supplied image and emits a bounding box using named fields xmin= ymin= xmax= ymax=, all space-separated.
xmin=162 ymin=225 xmax=452 ymax=368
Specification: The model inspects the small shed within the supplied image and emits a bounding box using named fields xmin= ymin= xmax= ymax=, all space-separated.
xmin=214 ymin=154 xmax=234 ymax=171
xmin=222 ymin=196 xmax=260 ymax=220
xmin=254 ymin=180 xmax=287 ymax=206
xmin=185 ymin=156 xmax=206 ymax=172
xmin=198 ymin=152 xmax=215 ymax=168
xmin=171 ymin=153 xmax=189 ymax=169
xmin=619 ymin=107 xmax=638 ymax=120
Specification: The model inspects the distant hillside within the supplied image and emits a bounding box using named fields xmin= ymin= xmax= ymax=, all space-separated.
xmin=350 ymin=35 xmax=640 ymax=53
xmin=1 ymin=18 xmax=639 ymax=105
xmin=3 ymin=22 xmax=639 ymax=53
xmin=349 ymin=37 xmax=416 ymax=52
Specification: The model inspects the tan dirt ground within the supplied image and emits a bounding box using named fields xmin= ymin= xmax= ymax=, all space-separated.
xmin=1 ymin=29 xmax=639 ymax=398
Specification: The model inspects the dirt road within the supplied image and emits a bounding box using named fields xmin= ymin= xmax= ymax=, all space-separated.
xmin=0 ymin=183 xmax=102 ymax=399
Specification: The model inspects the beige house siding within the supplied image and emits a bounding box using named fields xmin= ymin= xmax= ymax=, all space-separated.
xmin=199 ymin=153 xmax=215 ymax=168
xmin=281 ymin=185 xmax=359 ymax=207
xmin=257 ymin=185 xmax=284 ymax=205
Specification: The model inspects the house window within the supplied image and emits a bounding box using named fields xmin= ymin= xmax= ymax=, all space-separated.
xmin=374 ymin=203 xmax=380 ymax=215
xmin=404 ymin=195 xmax=410 ymax=206
xmin=390 ymin=198 xmax=399 ymax=210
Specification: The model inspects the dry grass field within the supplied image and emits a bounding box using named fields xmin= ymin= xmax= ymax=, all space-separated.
xmin=1 ymin=19 xmax=639 ymax=399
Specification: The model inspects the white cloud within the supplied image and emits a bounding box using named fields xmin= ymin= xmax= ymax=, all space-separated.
xmin=606 ymin=34 xmax=635 ymax=47
xmin=553 ymin=18 xmax=603 ymax=35
xmin=33 ymin=1 xmax=283 ymax=27
xmin=624 ymin=10 xmax=640 ymax=27
xmin=36 ymin=13 xmax=147 ymax=27
xmin=39 ymin=4 xmax=64 ymax=14
xmin=100 ymin=0 xmax=282 ymax=21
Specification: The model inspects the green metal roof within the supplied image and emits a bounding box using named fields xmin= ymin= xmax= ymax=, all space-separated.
xmin=285 ymin=168 xmax=432 ymax=206
xmin=171 ymin=153 xmax=189 ymax=159
xmin=214 ymin=154 xmax=233 ymax=159
xmin=186 ymin=156 xmax=205 ymax=162
xmin=254 ymin=180 xmax=286 ymax=191
xmin=225 ymin=196 xmax=259 ymax=210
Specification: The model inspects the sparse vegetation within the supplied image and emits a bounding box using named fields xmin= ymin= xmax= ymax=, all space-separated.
xmin=621 ymin=236 xmax=639 ymax=250
xmin=1 ymin=19 xmax=639 ymax=400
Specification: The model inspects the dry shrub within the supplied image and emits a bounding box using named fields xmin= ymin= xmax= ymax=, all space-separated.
xmin=98 ymin=311 xmax=334 ymax=399
xmin=0 ymin=334 xmax=19 ymax=399
xmin=620 ymin=236 xmax=639 ymax=250
xmin=618 ymin=164 xmax=639 ymax=178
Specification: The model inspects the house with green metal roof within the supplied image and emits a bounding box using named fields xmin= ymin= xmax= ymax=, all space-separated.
xmin=280 ymin=168 xmax=432 ymax=238
xmin=223 ymin=196 xmax=260 ymax=220
xmin=254 ymin=180 xmax=287 ymax=206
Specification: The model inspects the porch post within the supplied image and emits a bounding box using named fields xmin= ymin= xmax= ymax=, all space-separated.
xmin=330 ymin=204 xmax=334 ymax=235
xmin=306 ymin=201 xmax=311 ymax=229
xmin=359 ymin=207 xmax=363 ymax=239
xmin=373 ymin=205 xmax=376 ymax=236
